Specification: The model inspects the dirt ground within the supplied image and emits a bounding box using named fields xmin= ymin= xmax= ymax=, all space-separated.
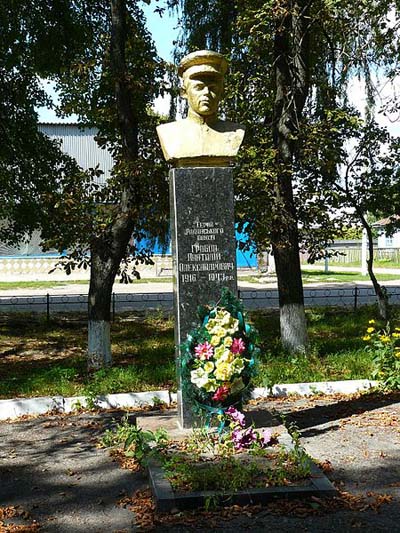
xmin=1 ymin=391 xmax=399 ymax=532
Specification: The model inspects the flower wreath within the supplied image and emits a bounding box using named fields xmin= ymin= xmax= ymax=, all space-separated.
xmin=180 ymin=288 xmax=259 ymax=421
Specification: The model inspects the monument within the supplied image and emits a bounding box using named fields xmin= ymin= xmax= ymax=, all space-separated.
xmin=157 ymin=50 xmax=245 ymax=428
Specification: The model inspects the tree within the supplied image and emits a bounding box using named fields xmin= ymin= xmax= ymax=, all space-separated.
xmin=0 ymin=1 xmax=86 ymax=247
xmin=1 ymin=0 xmax=169 ymax=369
xmin=169 ymin=0 xmax=400 ymax=351
xmin=51 ymin=0 xmax=169 ymax=368
xmin=334 ymin=119 xmax=400 ymax=319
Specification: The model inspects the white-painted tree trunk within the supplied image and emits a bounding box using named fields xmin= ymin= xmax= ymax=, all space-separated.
xmin=361 ymin=227 xmax=368 ymax=276
xmin=88 ymin=320 xmax=112 ymax=370
xmin=280 ymin=302 xmax=308 ymax=353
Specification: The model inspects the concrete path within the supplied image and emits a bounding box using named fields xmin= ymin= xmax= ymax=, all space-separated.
xmin=0 ymin=412 xmax=144 ymax=532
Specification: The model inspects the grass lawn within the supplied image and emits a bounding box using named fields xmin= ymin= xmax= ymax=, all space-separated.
xmin=0 ymin=278 xmax=173 ymax=290
xmin=301 ymin=269 xmax=400 ymax=284
xmin=1 ymin=306 xmax=397 ymax=400
xmin=314 ymin=260 xmax=400 ymax=269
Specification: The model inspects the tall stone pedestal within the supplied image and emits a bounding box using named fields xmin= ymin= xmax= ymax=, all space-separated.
xmin=169 ymin=167 xmax=238 ymax=428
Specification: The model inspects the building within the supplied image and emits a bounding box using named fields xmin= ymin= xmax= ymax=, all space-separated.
xmin=1 ymin=123 xmax=257 ymax=276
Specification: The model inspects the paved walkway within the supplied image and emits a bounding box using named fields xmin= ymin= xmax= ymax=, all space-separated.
xmin=1 ymin=393 xmax=399 ymax=532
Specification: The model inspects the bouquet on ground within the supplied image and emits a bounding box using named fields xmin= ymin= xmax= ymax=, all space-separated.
xmin=181 ymin=288 xmax=258 ymax=414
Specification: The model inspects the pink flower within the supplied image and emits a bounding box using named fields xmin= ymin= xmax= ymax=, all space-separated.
xmin=225 ymin=406 xmax=246 ymax=427
xmin=212 ymin=385 xmax=230 ymax=402
xmin=194 ymin=341 xmax=214 ymax=360
xmin=230 ymin=337 xmax=246 ymax=354
xmin=231 ymin=426 xmax=257 ymax=450
xmin=262 ymin=428 xmax=272 ymax=447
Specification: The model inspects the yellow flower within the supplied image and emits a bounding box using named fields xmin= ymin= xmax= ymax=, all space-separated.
xmin=367 ymin=327 xmax=375 ymax=333
xmin=368 ymin=319 xmax=375 ymax=324
xmin=395 ymin=327 xmax=400 ymax=332
xmin=203 ymin=379 xmax=218 ymax=392
xmin=210 ymin=335 xmax=222 ymax=347
xmin=223 ymin=336 xmax=233 ymax=348
xmin=380 ymin=335 xmax=391 ymax=343
xmin=214 ymin=362 xmax=234 ymax=381
xmin=362 ymin=335 xmax=371 ymax=341
xmin=203 ymin=361 xmax=214 ymax=374
xmin=392 ymin=333 xmax=400 ymax=338
xmin=205 ymin=318 xmax=217 ymax=332
xmin=214 ymin=345 xmax=227 ymax=357
xmin=231 ymin=357 xmax=245 ymax=374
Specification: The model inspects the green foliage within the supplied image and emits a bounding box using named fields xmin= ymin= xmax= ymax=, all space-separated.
xmin=101 ymin=415 xmax=169 ymax=463
xmin=0 ymin=0 xmax=86 ymax=246
xmin=363 ymin=320 xmax=400 ymax=390
xmin=1 ymin=1 xmax=170 ymax=277
xmin=173 ymin=0 xmax=400 ymax=261
xmin=4 ymin=306 xmax=400 ymax=399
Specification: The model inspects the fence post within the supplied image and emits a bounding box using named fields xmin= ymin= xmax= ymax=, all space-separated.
xmin=46 ymin=293 xmax=50 ymax=322
xmin=354 ymin=285 xmax=358 ymax=312
xmin=112 ymin=292 xmax=116 ymax=321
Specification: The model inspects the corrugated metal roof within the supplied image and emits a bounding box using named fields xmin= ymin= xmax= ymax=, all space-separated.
xmin=39 ymin=123 xmax=114 ymax=185
xmin=372 ymin=215 xmax=400 ymax=226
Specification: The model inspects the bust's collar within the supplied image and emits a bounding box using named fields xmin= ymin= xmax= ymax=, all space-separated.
xmin=187 ymin=109 xmax=218 ymax=126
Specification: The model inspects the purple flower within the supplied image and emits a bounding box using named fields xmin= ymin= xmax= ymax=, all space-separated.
xmin=225 ymin=406 xmax=245 ymax=428
xmin=231 ymin=426 xmax=257 ymax=450
xmin=261 ymin=428 xmax=272 ymax=447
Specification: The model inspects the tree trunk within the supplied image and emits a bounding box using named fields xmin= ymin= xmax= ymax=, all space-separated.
xmin=87 ymin=0 xmax=139 ymax=369
xmin=361 ymin=214 xmax=389 ymax=320
xmin=271 ymin=0 xmax=310 ymax=352
xmin=87 ymin=245 xmax=116 ymax=369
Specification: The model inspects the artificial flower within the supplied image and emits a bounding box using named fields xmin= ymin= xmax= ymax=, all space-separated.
xmin=203 ymin=379 xmax=218 ymax=392
xmin=203 ymin=361 xmax=214 ymax=374
xmin=231 ymin=426 xmax=257 ymax=450
xmin=214 ymin=361 xmax=234 ymax=381
xmin=212 ymin=385 xmax=230 ymax=402
xmin=231 ymin=357 xmax=245 ymax=374
xmin=262 ymin=428 xmax=272 ymax=447
xmin=214 ymin=345 xmax=230 ymax=359
xmin=190 ymin=367 xmax=211 ymax=388
xmin=210 ymin=335 xmax=222 ymax=347
xmin=231 ymin=337 xmax=246 ymax=354
xmin=223 ymin=336 xmax=233 ymax=348
xmin=194 ymin=341 xmax=214 ymax=360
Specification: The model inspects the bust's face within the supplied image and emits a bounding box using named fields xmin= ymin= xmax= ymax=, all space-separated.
xmin=183 ymin=74 xmax=223 ymax=117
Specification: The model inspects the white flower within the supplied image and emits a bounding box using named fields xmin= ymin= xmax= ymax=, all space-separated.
xmin=190 ymin=367 xmax=210 ymax=389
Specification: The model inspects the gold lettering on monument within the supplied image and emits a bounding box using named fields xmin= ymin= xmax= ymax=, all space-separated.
xmin=178 ymin=218 xmax=235 ymax=284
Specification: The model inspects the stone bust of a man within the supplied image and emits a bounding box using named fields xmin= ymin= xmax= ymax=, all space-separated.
xmin=156 ymin=50 xmax=245 ymax=167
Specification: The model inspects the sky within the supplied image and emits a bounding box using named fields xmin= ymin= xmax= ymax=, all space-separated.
xmin=37 ymin=1 xmax=178 ymax=122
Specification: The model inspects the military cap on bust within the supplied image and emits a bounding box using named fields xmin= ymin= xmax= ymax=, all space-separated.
xmin=178 ymin=50 xmax=228 ymax=79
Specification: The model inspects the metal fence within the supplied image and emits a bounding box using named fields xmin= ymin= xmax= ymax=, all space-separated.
xmin=1 ymin=286 xmax=399 ymax=319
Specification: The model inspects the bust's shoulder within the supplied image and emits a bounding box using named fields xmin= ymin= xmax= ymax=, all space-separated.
xmin=156 ymin=120 xmax=189 ymax=135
